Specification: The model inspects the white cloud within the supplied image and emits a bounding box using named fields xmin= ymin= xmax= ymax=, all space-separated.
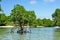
xmin=30 ymin=0 xmax=37 ymax=5
xmin=49 ymin=0 xmax=55 ymax=2
xmin=43 ymin=0 xmax=49 ymax=2
xmin=43 ymin=0 xmax=55 ymax=2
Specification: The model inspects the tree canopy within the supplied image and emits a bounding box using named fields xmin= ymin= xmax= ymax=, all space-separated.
xmin=10 ymin=4 xmax=36 ymax=27
xmin=52 ymin=9 xmax=60 ymax=26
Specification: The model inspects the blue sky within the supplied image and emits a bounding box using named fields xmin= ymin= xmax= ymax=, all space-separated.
xmin=1 ymin=0 xmax=60 ymax=19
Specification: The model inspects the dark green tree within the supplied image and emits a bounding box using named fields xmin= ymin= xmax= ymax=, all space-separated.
xmin=10 ymin=4 xmax=36 ymax=33
xmin=10 ymin=4 xmax=26 ymax=33
xmin=36 ymin=19 xmax=43 ymax=26
xmin=26 ymin=11 xmax=36 ymax=27
xmin=42 ymin=18 xmax=54 ymax=27
xmin=52 ymin=9 xmax=60 ymax=26
xmin=0 ymin=13 xmax=7 ymax=26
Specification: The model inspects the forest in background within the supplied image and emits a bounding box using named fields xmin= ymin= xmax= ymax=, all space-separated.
xmin=0 ymin=4 xmax=60 ymax=27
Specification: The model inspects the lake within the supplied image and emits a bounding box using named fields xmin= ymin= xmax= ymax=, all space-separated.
xmin=0 ymin=27 xmax=60 ymax=40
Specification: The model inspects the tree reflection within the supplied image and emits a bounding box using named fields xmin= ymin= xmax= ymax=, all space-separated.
xmin=20 ymin=34 xmax=25 ymax=40
xmin=20 ymin=33 xmax=31 ymax=40
xmin=53 ymin=29 xmax=60 ymax=40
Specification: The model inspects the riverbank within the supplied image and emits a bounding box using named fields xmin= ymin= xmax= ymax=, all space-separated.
xmin=0 ymin=26 xmax=44 ymax=28
xmin=0 ymin=26 xmax=14 ymax=28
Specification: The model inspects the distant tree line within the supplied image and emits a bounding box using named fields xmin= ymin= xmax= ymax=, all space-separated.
xmin=0 ymin=4 xmax=60 ymax=27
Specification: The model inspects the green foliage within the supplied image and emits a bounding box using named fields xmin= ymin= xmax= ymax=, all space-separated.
xmin=0 ymin=13 xmax=7 ymax=26
xmin=27 ymin=11 xmax=36 ymax=26
xmin=10 ymin=4 xmax=25 ymax=25
xmin=0 ymin=14 xmax=13 ymax=26
xmin=52 ymin=8 xmax=60 ymax=26
xmin=10 ymin=4 xmax=36 ymax=27
xmin=0 ymin=3 xmax=58 ymax=27
xmin=5 ymin=16 xmax=14 ymax=25
xmin=36 ymin=19 xmax=43 ymax=26
xmin=43 ymin=18 xmax=54 ymax=27
xmin=35 ymin=18 xmax=54 ymax=27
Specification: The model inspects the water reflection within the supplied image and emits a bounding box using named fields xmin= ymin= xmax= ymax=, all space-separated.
xmin=53 ymin=29 xmax=60 ymax=40
xmin=0 ymin=28 xmax=9 ymax=39
xmin=20 ymin=34 xmax=25 ymax=40
xmin=10 ymin=33 xmax=31 ymax=40
xmin=0 ymin=28 xmax=60 ymax=40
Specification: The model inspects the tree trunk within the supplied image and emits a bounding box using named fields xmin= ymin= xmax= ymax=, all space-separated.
xmin=19 ymin=23 xmax=24 ymax=34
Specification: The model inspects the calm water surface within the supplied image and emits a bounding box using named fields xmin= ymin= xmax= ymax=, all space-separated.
xmin=0 ymin=27 xmax=60 ymax=40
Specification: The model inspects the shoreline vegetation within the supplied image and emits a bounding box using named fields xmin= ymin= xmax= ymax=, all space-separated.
xmin=0 ymin=4 xmax=60 ymax=27
xmin=0 ymin=4 xmax=60 ymax=28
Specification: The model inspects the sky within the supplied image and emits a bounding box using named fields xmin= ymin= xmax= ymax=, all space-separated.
xmin=1 ymin=0 xmax=60 ymax=19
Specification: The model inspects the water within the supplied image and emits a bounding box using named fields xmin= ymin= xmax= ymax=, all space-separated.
xmin=0 ymin=27 xmax=60 ymax=40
